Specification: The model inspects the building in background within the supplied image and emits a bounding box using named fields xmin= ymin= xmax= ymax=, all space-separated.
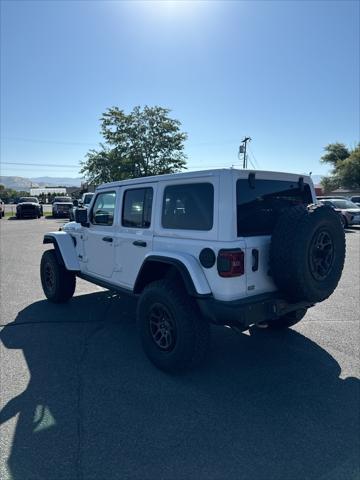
xmin=30 ymin=187 xmax=67 ymax=196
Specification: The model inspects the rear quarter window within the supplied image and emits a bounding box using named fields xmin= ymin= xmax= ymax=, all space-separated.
xmin=162 ymin=183 xmax=214 ymax=230
xmin=237 ymin=179 xmax=312 ymax=236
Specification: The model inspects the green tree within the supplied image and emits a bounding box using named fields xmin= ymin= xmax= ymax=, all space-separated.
xmin=336 ymin=146 xmax=360 ymax=189
xmin=81 ymin=106 xmax=187 ymax=184
xmin=320 ymin=143 xmax=350 ymax=171
xmin=320 ymin=143 xmax=360 ymax=192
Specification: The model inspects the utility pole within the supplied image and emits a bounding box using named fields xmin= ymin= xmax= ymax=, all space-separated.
xmin=240 ymin=136 xmax=251 ymax=168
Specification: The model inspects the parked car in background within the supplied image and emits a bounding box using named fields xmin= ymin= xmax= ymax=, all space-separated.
xmin=349 ymin=195 xmax=360 ymax=207
xmin=0 ymin=198 xmax=4 ymax=218
xmin=16 ymin=197 xmax=43 ymax=219
xmin=318 ymin=198 xmax=360 ymax=228
xmin=69 ymin=192 xmax=94 ymax=221
xmin=52 ymin=196 xmax=73 ymax=218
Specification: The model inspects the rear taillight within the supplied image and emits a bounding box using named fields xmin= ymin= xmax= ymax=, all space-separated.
xmin=217 ymin=249 xmax=244 ymax=277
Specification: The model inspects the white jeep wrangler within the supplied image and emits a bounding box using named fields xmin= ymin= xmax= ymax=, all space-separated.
xmin=40 ymin=169 xmax=345 ymax=372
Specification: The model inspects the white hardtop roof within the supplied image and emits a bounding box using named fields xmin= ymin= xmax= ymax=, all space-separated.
xmin=97 ymin=168 xmax=312 ymax=190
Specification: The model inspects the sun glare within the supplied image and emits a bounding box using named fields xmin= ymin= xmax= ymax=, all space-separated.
xmin=140 ymin=0 xmax=211 ymax=20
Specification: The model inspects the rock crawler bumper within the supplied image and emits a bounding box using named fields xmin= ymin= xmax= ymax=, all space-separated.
xmin=196 ymin=293 xmax=313 ymax=328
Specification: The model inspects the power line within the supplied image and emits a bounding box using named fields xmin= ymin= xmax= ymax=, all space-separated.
xmin=248 ymin=146 xmax=260 ymax=168
xmin=2 ymin=162 xmax=80 ymax=168
xmin=1 ymin=136 xmax=97 ymax=146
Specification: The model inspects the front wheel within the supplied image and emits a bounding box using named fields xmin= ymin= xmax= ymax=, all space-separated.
xmin=40 ymin=250 xmax=76 ymax=303
xmin=137 ymin=280 xmax=210 ymax=372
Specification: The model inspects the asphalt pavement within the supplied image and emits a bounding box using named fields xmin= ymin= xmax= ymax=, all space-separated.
xmin=0 ymin=217 xmax=359 ymax=480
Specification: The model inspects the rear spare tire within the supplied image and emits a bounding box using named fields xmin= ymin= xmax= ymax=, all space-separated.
xmin=270 ymin=204 xmax=345 ymax=303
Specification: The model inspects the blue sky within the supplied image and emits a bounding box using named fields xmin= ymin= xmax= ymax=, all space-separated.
xmin=1 ymin=0 xmax=359 ymax=179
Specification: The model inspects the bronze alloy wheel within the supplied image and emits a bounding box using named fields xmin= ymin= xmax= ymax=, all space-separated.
xmin=309 ymin=229 xmax=334 ymax=281
xmin=44 ymin=261 xmax=56 ymax=294
xmin=148 ymin=302 xmax=177 ymax=351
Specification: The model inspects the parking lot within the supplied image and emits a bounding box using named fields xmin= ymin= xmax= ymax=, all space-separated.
xmin=0 ymin=217 xmax=359 ymax=480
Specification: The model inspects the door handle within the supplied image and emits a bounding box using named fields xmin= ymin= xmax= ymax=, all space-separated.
xmin=102 ymin=236 xmax=113 ymax=243
xmin=133 ymin=240 xmax=147 ymax=247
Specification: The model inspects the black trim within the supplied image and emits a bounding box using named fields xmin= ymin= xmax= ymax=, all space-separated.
xmin=133 ymin=240 xmax=147 ymax=247
xmin=197 ymin=292 xmax=313 ymax=327
xmin=134 ymin=256 xmax=211 ymax=298
xmin=77 ymin=272 xmax=136 ymax=296
xmin=43 ymin=235 xmax=65 ymax=267
xmin=298 ymin=176 xmax=304 ymax=191
xmin=248 ymin=172 xmax=256 ymax=189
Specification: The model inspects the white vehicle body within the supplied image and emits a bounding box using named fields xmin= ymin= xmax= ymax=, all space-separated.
xmin=46 ymin=169 xmax=315 ymax=302
xmin=42 ymin=168 xmax=346 ymax=371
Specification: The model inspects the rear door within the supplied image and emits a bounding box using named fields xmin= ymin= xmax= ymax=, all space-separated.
xmin=113 ymin=184 xmax=155 ymax=289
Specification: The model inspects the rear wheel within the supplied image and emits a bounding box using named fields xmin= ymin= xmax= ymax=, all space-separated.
xmin=137 ymin=280 xmax=210 ymax=372
xmin=40 ymin=250 xmax=76 ymax=303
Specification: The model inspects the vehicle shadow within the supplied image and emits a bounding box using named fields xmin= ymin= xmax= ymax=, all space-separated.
xmin=0 ymin=292 xmax=359 ymax=480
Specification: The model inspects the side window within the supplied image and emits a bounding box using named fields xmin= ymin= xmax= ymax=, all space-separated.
xmin=91 ymin=191 xmax=116 ymax=226
xmin=162 ymin=183 xmax=214 ymax=230
xmin=122 ymin=188 xmax=153 ymax=228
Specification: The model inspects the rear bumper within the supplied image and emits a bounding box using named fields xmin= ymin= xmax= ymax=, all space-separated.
xmin=197 ymin=293 xmax=313 ymax=328
xmin=53 ymin=212 xmax=70 ymax=217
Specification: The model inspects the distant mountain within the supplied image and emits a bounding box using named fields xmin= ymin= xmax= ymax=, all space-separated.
xmin=30 ymin=176 xmax=83 ymax=187
xmin=0 ymin=175 xmax=83 ymax=191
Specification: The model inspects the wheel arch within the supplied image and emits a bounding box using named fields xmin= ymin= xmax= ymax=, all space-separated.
xmin=134 ymin=254 xmax=211 ymax=297
xmin=43 ymin=232 xmax=80 ymax=271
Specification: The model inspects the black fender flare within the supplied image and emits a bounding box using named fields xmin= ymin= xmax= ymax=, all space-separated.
xmin=134 ymin=256 xmax=209 ymax=298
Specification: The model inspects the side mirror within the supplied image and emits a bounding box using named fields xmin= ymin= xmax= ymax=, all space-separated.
xmin=73 ymin=199 xmax=79 ymax=207
xmin=74 ymin=207 xmax=89 ymax=226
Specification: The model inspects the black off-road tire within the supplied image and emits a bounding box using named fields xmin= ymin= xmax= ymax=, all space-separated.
xmin=16 ymin=212 xmax=21 ymax=219
xmin=270 ymin=204 xmax=345 ymax=303
xmin=267 ymin=308 xmax=308 ymax=329
xmin=40 ymin=249 xmax=76 ymax=303
xmin=137 ymin=280 xmax=210 ymax=373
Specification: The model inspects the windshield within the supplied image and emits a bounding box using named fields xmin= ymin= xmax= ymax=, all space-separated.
xmin=330 ymin=199 xmax=358 ymax=209
xmin=54 ymin=197 xmax=72 ymax=202
xmin=83 ymin=194 xmax=94 ymax=205
xmin=19 ymin=197 xmax=38 ymax=203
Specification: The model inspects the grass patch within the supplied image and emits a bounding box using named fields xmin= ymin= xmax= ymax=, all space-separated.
xmin=3 ymin=210 xmax=53 ymax=219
